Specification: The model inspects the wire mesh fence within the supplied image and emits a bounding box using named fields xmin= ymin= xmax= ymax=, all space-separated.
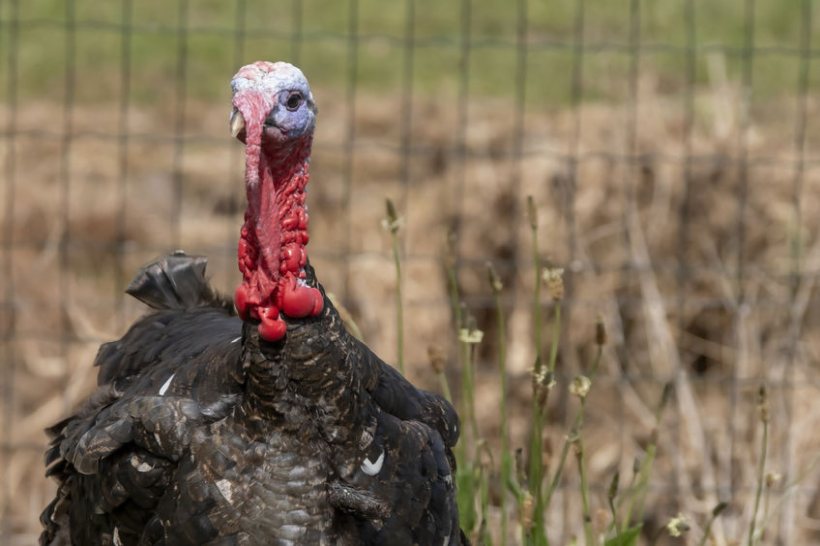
xmin=1 ymin=0 xmax=820 ymax=544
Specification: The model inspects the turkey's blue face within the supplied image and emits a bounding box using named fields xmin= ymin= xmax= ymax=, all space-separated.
xmin=229 ymin=61 xmax=317 ymax=148
xmin=261 ymin=86 xmax=317 ymax=144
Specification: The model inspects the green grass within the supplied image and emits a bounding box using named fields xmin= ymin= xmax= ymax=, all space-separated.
xmin=3 ymin=0 xmax=819 ymax=108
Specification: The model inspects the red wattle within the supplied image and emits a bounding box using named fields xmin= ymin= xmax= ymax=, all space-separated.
xmin=311 ymin=290 xmax=324 ymax=315
xmin=234 ymin=84 xmax=318 ymax=341
xmin=258 ymin=305 xmax=287 ymax=341
xmin=280 ymin=277 xmax=324 ymax=318
xmin=235 ymin=284 xmax=250 ymax=320
xmin=282 ymin=244 xmax=304 ymax=271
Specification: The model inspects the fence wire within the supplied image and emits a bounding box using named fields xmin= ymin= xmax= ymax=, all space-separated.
xmin=1 ymin=0 xmax=819 ymax=543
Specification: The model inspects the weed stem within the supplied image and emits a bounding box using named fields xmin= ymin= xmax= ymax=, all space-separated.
xmin=748 ymin=386 xmax=769 ymax=546
xmin=385 ymin=198 xmax=404 ymax=374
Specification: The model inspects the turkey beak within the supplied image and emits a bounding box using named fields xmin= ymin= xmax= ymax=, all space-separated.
xmin=230 ymin=108 xmax=245 ymax=139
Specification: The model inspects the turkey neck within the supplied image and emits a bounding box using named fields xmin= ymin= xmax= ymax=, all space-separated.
xmin=239 ymin=139 xmax=311 ymax=293
xmin=238 ymin=300 xmax=376 ymax=447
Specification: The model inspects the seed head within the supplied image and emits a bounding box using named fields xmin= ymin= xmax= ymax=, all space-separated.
xmin=526 ymin=195 xmax=538 ymax=230
xmin=757 ymin=385 xmax=769 ymax=423
xmin=533 ymin=366 xmax=556 ymax=408
xmin=595 ymin=314 xmax=607 ymax=345
xmin=458 ymin=327 xmax=484 ymax=344
xmin=666 ymin=513 xmax=690 ymax=537
xmin=382 ymin=198 xmax=402 ymax=234
xmin=515 ymin=447 xmax=526 ymax=486
xmin=711 ymin=501 xmax=728 ymax=517
xmin=607 ymin=471 xmax=620 ymax=504
xmin=570 ymin=375 xmax=592 ymax=400
xmin=765 ymin=472 xmax=781 ymax=489
xmin=533 ymin=365 xmax=555 ymax=389
xmin=486 ymin=261 xmax=503 ymax=293
xmin=542 ymin=267 xmax=565 ymax=301
xmin=443 ymin=229 xmax=459 ymax=270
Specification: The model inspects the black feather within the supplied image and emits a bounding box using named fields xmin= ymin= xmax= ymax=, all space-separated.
xmin=125 ymin=251 xmax=233 ymax=313
xmin=41 ymin=254 xmax=465 ymax=545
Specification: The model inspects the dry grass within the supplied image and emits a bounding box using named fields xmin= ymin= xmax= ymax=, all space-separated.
xmin=2 ymin=69 xmax=820 ymax=544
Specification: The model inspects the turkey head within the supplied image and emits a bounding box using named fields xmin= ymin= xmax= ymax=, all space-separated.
xmin=230 ymin=61 xmax=324 ymax=342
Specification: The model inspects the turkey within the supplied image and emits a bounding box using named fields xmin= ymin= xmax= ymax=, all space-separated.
xmin=40 ymin=61 xmax=466 ymax=546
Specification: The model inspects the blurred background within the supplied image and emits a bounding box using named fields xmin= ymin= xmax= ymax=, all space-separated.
xmin=2 ymin=0 xmax=820 ymax=544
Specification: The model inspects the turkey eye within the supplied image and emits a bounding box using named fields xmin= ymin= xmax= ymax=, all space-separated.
xmin=285 ymin=92 xmax=303 ymax=111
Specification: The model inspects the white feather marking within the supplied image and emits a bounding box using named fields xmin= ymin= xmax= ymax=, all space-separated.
xmin=136 ymin=462 xmax=152 ymax=473
xmin=113 ymin=526 xmax=123 ymax=546
xmin=158 ymin=374 xmax=175 ymax=396
xmin=360 ymin=450 xmax=385 ymax=476
xmin=215 ymin=479 xmax=234 ymax=504
xmin=231 ymin=336 xmax=241 ymax=344
xmin=443 ymin=536 xmax=450 ymax=546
